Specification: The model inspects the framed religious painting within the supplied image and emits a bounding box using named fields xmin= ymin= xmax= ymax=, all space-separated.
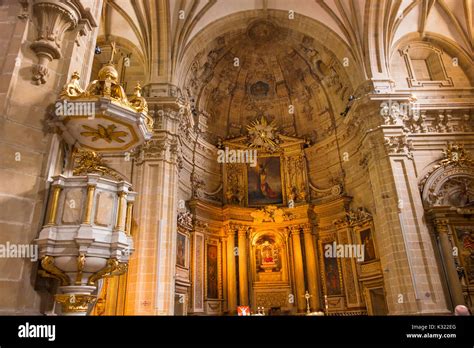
xmin=247 ymin=156 xmax=284 ymax=206
xmin=454 ymin=226 xmax=474 ymax=283
xmin=206 ymin=243 xmax=219 ymax=299
xmin=357 ymin=227 xmax=377 ymax=263
xmin=176 ymin=232 xmax=187 ymax=268
xmin=319 ymin=240 xmax=343 ymax=296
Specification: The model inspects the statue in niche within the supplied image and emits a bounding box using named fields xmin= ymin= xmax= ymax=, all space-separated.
xmin=256 ymin=237 xmax=281 ymax=273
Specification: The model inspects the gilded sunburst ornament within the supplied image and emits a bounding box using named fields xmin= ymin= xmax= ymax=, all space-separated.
xmin=247 ymin=116 xmax=279 ymax=151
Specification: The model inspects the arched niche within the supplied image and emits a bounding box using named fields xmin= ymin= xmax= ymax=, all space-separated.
xmin=249 ymin=229 xmax=289 ymax=284
xmin=420 ymin=144 xmax=474 ymax=310
xmin=420 ymin=146 xmax=474 ymax=210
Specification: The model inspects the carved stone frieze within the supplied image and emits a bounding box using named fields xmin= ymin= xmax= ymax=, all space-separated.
xmin=333 ymin=207 xmax=372 ymax=228
xmin=384 ymin=135 xmax=413 ymax=159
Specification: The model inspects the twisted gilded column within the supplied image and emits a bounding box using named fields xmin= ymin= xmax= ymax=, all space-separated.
xmin=225 ymin=225 xmax=237 ymax=313
xmin=290 ymin=226 xmax=306 ymax=312
xmin=302 ymin=224 xmax=321 ymax=311
xmin=237 ymin=226 xmax=249 ymax=306
xmin=434 ymin=219 xmax=464 ymax=307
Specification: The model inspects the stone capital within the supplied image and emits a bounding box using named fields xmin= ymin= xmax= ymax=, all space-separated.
xmin=434 ymin=219 xmax=450 ymax=234
xmin=224 ymin=225 xmax=236 ymax=236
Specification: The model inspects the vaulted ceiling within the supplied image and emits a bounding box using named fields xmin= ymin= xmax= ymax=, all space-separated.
xmin=182 ymin=18 xmax=352 ymax=142
xmin=98 ymin=0 xmax=473 ymax=83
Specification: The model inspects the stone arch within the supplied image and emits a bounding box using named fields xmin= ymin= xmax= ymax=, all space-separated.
xmin=421 ymin=164 xmax=474 ymax=209
xmin=174 ymin=9 xmax=364 ymax=92
xmin=173 ymin=10 xmax=362 ymax=144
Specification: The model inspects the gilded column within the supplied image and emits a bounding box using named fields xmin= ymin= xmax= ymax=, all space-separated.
xmin=302 ymin=224 xmax=320 ymax=311
xmin=434 ymin=219 xmax=464 ymax=306
xmin=290 ymin=226 xmax=306 ymax=313
xmin=226 ymin=225 xmax=237 ymax=313
xmin=47 ymin=184 xmax=63 ymax=225
xmin=238 ymin=226 xmax=249 ymax=306
xmin=82 ymin=184 xmax=96 ymax=225
xmin=220 ymin=236 xmax=228 ymax=309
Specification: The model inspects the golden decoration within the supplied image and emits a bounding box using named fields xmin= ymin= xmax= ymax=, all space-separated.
xmin=57 ymin=46 xmax=154 ymax=133
xmin=75 ymin=253 xmax=86 ymax=285
xmin=441 ymin=143 xmax=473 ymax=167
xmin=129 ymin=82 xmax=154 ymax=130
xmin=38 ymin=256 xmax=70 ymax=286
xmin=250 ymin=205 xmax=294 ymax=224
xmin=72 ymin=149 xmax=123 ymax=180
xmin=129 ymin=82 xmax=148 ymax=113
xmin=247 ymin=116 xmax=280 ymax=151
xmin=55 ymin=294 xmax=96 ymax=314
xmin=59 ymin=71 xmax=84 ymax=99
xmin=80 ymin=124 xmax=128 ymax=143
xmin=87 ymin=258 xmax=128 ymax=286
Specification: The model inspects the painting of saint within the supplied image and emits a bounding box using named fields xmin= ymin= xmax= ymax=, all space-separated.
xmin=176 ymin=233 xmax=186 ymax=267
xmin=455 ymin=227 xmax=474 ymax=282
xmin=360 ymin=228 xmax=376 ymax=262
xmin=248 ymin=157 xmax=283 ymax=206
xmin=207 ymin=244 xmax=218 ymax=299
xmin=322 ymin=242 xmax=342 ymax=296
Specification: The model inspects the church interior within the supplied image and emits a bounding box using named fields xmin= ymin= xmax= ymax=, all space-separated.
xmin=0 ymin=0 xmax=473 ymax=317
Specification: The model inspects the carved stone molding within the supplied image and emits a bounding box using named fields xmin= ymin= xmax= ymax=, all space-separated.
xmin=420 ymin=144 xmax=474 ymax=209
xmin=178 ymin=211 xmax=193 ymax=231
xmin=384 ymin=135 xmax=413 ymax=159
xmin=30 ymin=0 xmax=96 ymax=85
xmin=135 ymin=136 xmax=181 ymax=166
xmin=333 ymin=207 xmax=372 ymax=228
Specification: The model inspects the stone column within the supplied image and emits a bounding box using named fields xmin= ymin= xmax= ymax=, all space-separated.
xmin=125 ymin=108 xmax=181 ymax=315
xmin=434 ymin=219 xmax=465 ymax=307
xmin=237 ymin=226 xmax=249 ymax=306
xmin=226 ymin=225 xmax=237 ymax=313
xmin=290 ymin=226 xmax=306 ymax=313
xmin=302 ymin=224 xmax=320 ymax=311
xmin=352 ymin=98 xmax=449 ymax=314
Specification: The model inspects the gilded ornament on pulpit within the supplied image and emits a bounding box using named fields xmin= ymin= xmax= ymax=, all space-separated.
xmin=60 ymin=71 xmax=84 ymax=99
xmin=72 ymin=149 xmax=122 ymax=180
xmin=80 ymin=124 xmax=128 ymax=143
